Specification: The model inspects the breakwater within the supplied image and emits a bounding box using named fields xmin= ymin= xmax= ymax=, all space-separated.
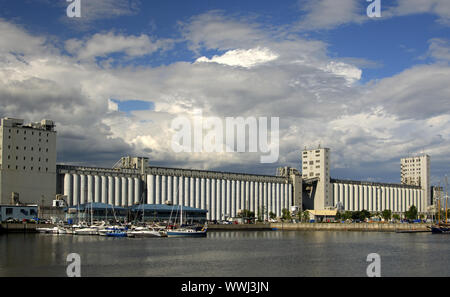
xmin=208 ymin=223 xmax=430 ymax=232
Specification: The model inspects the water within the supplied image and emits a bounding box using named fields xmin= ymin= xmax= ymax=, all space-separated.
xmin=0 ymin=231 xmax=449 ymax=277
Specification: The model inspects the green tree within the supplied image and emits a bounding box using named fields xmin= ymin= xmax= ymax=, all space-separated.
xmin=281 ymin=208 xmax=291 ymax=221
xmin=404 ymin=206 xmax=418 ymax=221
xmin=381 ymin=209 xmax=392 ymax=221
xmin=269 ymin=211 xmax=276 ymax=220
xmin=392 ymin=213 xmax=400 ymax=221
xmin=302 ymin=211 xmax=310 ymax=223
xmin=238 ymin=209 xmax=255 ymax=223
xmin=343 ymin=211 xmax=353 ymax=221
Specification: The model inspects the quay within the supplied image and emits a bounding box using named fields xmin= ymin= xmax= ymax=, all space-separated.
xmin=0 ymin=222 xmax=430 ymax=234
xmin=208 ymin=223 xmax=430 ymax=233
xmin=0 ymin=223 xmax=54 ymax=233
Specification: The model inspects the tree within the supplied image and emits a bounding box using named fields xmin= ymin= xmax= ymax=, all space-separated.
xmin=238 ymin=209 xmax=255 ymax=223
xmin=381 ymin=210 xmax=392 ymax=221
xmin=343 ymin=211 xmax=353 ymax=221
xmin=404 ymin=206 xmax=418 ymax=221
xmin=392 ymin=213 xmax=400 ymax=221
xmin=269 ymin=211 xmax=276 ymax=220
xmin=281 ymin=208 xmax=291 ymax=221
xmin=300 ymin=211 xmax=310 ymax=223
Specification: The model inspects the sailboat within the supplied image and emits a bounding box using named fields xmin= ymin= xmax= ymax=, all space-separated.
xmin=166 ymin=205 xmax=207 ymax=238
xmin=74 ymin=202 xmax=99 ymax=235
xmin=430 ymin=179 xmax=450 ymax=234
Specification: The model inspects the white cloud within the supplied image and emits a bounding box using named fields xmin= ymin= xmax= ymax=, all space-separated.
xmin=296 ymin=0 xmax=365 ymax=31
xmin=296 ymin=0 xmax=450 ymax=31
xmin=321 ymin=61 xmax=362 ymax=85
xmin=195 ymin=47 xmax=279 ymax=68
xmin=0 ymin=14 xmax=449 ymax=181
xmin=65 ymin=32 xmax=172 ymax=61
xmin=393 ymin=0 xmax=450 ymax=25
xmin=427 ymin=38 xmax=450 ymax=62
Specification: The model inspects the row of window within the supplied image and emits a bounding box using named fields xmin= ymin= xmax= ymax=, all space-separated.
xmin=6 ymin=155 xmax=49 ymax=162
xmin=5 ymin=164 xmax=49 ymax=172
xmin=6 ymin=128 xmax=50 ymax=137
xmin=5 ymin=145 xmax=49 ymax=152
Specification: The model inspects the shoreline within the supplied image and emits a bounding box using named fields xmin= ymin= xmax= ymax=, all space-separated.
xmin=208 ymin=222 xmax=430 ymax=233
xmin=1 ymin=222 xmax=430 ymax=234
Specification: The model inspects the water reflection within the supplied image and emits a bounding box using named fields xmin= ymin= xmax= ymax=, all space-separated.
xmin=1 ymin=231 xmax=449 ymax=277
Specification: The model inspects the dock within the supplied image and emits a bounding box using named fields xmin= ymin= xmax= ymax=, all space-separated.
xmin=0 ymin=223 xmax=54 ymax=233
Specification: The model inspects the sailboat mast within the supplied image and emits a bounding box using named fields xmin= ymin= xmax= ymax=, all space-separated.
xmin=180 ymin=205 xmax=183 ymax=226
xmin=445 ymin=177 xmax=448 ymax=224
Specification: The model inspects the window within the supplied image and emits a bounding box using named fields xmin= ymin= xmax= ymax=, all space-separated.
xmin=30 ymin=209 xmax=37 ymax=216
xmin=6 ymin=208 xmax=13 ymax=215
xmin=309 ymin=161 xmax=314 ymax=165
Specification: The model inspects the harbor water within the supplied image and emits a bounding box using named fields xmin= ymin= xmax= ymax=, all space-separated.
xmin=1 ymin=231 xmax=449 ymax=277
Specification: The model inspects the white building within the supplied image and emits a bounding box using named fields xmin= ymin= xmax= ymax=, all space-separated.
xmin=0 ymin=118 xmax=57 ymax=206
xmin=301 ymin=146 xmax=430 ymax=215
xmin=401 ymin=154 xmax=430 ymax=211
xmin=301 ymin=147 xmax=332 ymax=210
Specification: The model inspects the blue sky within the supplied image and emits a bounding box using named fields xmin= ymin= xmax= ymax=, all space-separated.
xmin=0 ymin=0 xmax=449 ymax=184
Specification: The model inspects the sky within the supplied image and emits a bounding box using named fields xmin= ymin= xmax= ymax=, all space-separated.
xmin=0 ymin=0 xmax=449 ymax=185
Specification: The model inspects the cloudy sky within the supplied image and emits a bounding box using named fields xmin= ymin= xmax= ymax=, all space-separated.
xmin=0 ymin=0 xmax=449 ymax=185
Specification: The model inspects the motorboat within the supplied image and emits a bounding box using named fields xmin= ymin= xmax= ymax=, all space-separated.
xmin=166 ymin=226 xmax=207 ymax=238
xmin=127 ymin=226 xmax=162 ymax=238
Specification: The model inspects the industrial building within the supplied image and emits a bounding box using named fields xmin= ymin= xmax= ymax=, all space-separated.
xmin=57 ymin=159 xmax=299 ymax=221
xmin=302 ymin=147 xmax=431 ymax=214
xmin=0 ymin=118 xmax=57 ymax=206
xmin=0 ymin=117 xmax=434 ymax=221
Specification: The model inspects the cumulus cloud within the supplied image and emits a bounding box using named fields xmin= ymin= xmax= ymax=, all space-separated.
xmin=296 ymin=0 xmax=450 ymax=31
xmin=427 ymin=38 xmax=450 ymax=62
xmin=195 ymin=47 xmax=279 ymax=68
xmin=65 ymin=32 xmax=172 ymax=61
xmin=296 ymin=0 xmax=365 ymax=31
xmin=0 ymin=10 xmax=449 ymax=182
